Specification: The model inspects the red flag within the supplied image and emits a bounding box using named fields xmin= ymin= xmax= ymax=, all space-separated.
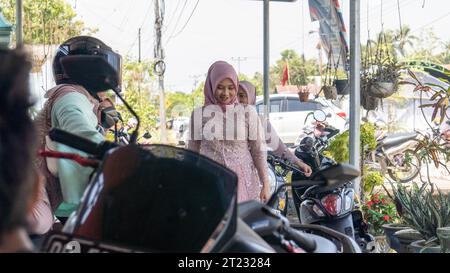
xmin=281 ymin=63 xmax=289 ymax=86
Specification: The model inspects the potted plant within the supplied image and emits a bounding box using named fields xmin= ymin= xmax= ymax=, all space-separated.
xmin=297 ymin=85 xmax=310 ymax=102
xmin=320 ymin=53 xmax=338 ymax=100
xmin=393 ymin=228 xmax=423 ymax=253
xmin=362 ymin=33 xmax=403 ymax=99
xmin=391 ymin=182 xmax=450 ymax=253
xmin=366 ymin=58 xmax=402 ymax=98
xmin=333 ymin=69 xmax=349 ymax=95
xmin=362 ymin=192 xmax=400 ymax=252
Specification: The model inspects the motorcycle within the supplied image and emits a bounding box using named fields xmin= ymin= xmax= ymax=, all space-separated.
xmin=266 ymin=151 xmax=289 ymax=216
xmin=239 ymin=164 xmax=362 ymax=253
xmin=291 ymin=110 xmax=376 ymax=253
xmin=38 ymin=55 xmax=354 ymax=253
xmin=364 ymin=119 xmax=423 ymax=183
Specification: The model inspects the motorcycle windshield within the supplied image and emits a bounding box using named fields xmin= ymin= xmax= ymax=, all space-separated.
xmin=61 ymin=144 xmax=238 ymax=253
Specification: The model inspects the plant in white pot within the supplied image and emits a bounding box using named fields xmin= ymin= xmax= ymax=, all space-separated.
xmin=362 ymin=33 xmax=403 ymax=100
xmin=391 ymin=182 xmax=450 ymax=253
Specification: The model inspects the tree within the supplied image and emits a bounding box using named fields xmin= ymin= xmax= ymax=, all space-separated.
xmin=437 ymin=40 xmax=450 ymax=64
xmin=0 ymin=0 xmax=96 ymax=45
xmin=270 ymin=49 xmax=319 ymax=89
xmin=238 ymin=72 xmax=263 ymax=96
xmin=166 ymin=82 xmax=204 ymax=118
xmin=116 ymin=58 xmax=159 ymax=132
xmin=405 ymin=27 xmax=442 ymax=63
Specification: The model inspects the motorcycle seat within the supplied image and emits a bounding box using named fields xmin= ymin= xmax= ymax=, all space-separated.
xmin=379 ymin=132 xmax=418 ymax=148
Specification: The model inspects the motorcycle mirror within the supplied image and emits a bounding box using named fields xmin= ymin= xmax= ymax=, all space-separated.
xmin=313 ymin=110 xmax=327 ymax=122
xmin=143 ymin=131 xmax=152 ymax=139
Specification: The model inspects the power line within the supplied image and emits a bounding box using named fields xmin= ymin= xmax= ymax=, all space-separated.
xmin=125 ymin=0 xmax=155 ymax=56
xmin=165 ymin=0 xmax=200 ymax=46
xmin=163 ymin=0 xmax=183 ymax=35
xmin=165 ymin=0 xmax=188 ymax=40
xmin=411 ymin=11 xmax=450 ymax=34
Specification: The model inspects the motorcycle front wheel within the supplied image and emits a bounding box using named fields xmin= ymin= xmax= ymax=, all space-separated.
xmin=387 ymin=149 xmax=421 ymax=183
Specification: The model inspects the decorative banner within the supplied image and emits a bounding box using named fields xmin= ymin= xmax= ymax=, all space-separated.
xmin=308 ymin=0 xmax=349 ymax=69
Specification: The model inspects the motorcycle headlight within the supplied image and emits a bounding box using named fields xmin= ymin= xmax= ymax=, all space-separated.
xmin=344 ymin=195 xmax=353 ymax=211
xmin=267 ymin=167 xmax=277 ymax=194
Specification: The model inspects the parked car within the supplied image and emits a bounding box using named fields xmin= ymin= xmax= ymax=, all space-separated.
xmin=173 ymin=116 xmax=190 ymax=146
xmin=255 ymin=94 xmax=348 ymax=145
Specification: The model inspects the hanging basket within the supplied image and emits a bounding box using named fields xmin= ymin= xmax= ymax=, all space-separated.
xmin=361 ymin=88 xmax=380 ymax=111
xmin=367 ymin=81 xmax=397 ymax=98
xmin=334 ymin=79 xmax=349 ymax=95
xmin=321 ymin=85 xmax=337 ymax=100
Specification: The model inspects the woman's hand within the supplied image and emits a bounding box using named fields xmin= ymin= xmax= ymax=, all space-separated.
xmin=260 ymin=182 xmax=271 ymax=203
xmin=296 ymin=160 xmax=312 ymax=177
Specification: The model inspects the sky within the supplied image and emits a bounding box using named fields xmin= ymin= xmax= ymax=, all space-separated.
xmin=69 ymin=0 xmax=450 ymax=93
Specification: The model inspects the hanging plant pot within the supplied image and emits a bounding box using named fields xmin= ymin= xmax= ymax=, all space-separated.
xmin=334 ymin=79 xmax=349 ymax=95
xmin=321 ymin=85 xmax=337 ymax=100
xmin=368 ymin=81 xmax=397 ymax=98
xmin=361 ymin=90 xmax=380 ymax=111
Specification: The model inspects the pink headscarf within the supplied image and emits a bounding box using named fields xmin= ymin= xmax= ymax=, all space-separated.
xmin=204 ymin=61 xmax=239 ymax=108
xmin=238 ymin=81 xmax=257 ymax=105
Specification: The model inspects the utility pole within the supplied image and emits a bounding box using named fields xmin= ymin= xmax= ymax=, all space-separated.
xmin=138 ymin=28 xmax=141 ymax=63
xmin=263 ymin=0 xmax=270 ymax=122
xmin=231 ymin=57 xmax=248 ymax=74
xmin=16 ymin=0 xmax=23 ymax=46
xmin=154 ymin=0 xmax=167 ymax=143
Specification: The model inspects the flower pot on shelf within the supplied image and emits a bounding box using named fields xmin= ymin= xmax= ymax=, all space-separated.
xmin=321 ymin=85 xmax=337 ymax=100
xmin=382 ymin=223 xmax=410 ymax=252
xmin=437 ymin=227 xmax=450 ymax=253
xmin=297 ymin=90 xmax=310 ymax=102
xmin=408 ymin=239 xmax=442 ymax=253
xmin=334 ymin=79 xmax=349 ymax=95
xmin=367 ymin=81 xmax=396 ymax=98
xmin=374 ymin=235 xmax=391 ymax=253
xmin=393 ymin=229 xmax=423 ymax=253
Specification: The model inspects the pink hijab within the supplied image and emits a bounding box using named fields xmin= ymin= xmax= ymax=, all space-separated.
xmin=204 ymin=61 xmax=239 ymax=108
xmin=238 ymin=81 xmax=257 ymax=105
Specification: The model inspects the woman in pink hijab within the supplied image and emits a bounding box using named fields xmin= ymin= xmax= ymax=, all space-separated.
xmin=238 ymin=81 xmax=312 ymax=176
xmin=188 ymin=61 xmax=271 ymax=203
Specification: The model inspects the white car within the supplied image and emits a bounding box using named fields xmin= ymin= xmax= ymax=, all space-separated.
xmin=255 ymin=94 xmax=348 ymax=145
xmin=173 ymin=117 xmax=190 ymax=145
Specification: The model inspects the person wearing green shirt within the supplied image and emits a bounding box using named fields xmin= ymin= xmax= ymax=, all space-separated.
xmin=35 ymin=36 xmax=122 ymax=224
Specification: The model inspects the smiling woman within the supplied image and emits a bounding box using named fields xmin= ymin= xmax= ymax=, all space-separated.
xmin=187 ymin=61 xmax=271 ymax=203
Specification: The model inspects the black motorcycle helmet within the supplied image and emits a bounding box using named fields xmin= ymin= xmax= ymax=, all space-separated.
xmin=53 ymin=36 xmax=122 ymax=94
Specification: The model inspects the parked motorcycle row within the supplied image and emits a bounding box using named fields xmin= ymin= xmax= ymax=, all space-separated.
xmin=40 ymin=54 xmax=441 ymax=253
xmin=42 ymin=97 xmax=450 ymax=254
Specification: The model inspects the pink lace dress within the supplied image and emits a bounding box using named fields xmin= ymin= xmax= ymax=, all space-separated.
xmin=188 ymin=105 xmax=269 ymax=202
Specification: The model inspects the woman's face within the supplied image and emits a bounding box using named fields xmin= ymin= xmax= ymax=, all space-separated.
xmin=214 ymin=78 xmax=236 ymax=105
xmin=237 ymin=87 xmax=248 ymax=104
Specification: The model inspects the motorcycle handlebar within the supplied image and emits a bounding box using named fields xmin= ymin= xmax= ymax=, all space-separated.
xmin=49 ymin=128 xmax=118 ymax=159
xmin=283 ymin=226 xmax=317 ymax=252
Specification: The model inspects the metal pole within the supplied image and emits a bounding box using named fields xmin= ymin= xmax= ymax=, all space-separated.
xmin=154 ymin=0 xmax=167 ymax=143
xmin=16 ymin=0 xmax=23 ymax=46
xmin=263 ymin=0 xmax=270 ymax=122
xmin=138 ymin=28 xmax=141 ymax=63
xmin=349 ymin=0 xmax=361 ymax=198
